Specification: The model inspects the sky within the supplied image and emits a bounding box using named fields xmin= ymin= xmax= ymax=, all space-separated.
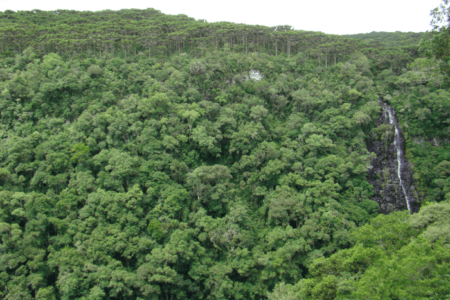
xmin=0 ymin=0 xmax=443 ymax=35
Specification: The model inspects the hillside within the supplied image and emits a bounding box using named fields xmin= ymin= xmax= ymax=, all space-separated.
xmin=343 ymin=31 xmax=427 ymax=46
xmin=0 ymin=8 xmax=449 ymax=300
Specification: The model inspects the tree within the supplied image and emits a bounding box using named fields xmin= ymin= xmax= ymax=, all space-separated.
xmin=278 ymin=202 xmax=450 ymax=300
xmin=0 ymin=11 xmax=442 ymax=299
xmin=423 ymin=0 xmax=450 ymax=83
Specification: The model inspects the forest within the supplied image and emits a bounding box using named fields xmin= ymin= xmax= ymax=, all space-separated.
xmin=0 ymin=3 xmax=449 ymax=300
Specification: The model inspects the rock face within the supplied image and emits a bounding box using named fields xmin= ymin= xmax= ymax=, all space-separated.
xmin=366 ymin=97 xmax=421 ymax=213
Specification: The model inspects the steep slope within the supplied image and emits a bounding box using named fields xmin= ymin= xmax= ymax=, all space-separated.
xmin=0 ymin=8 xmax=448 ymax=300
xmin=367 ymin=97 xmax=420 ymax=213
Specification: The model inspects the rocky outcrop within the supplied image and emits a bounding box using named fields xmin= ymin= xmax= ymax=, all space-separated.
xmin=366 ymin=97 xmax=420 ymax=213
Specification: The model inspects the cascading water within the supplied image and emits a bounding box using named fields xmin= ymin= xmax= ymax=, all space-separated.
xmin=366 ymin=96 xmax=419 ymax=214
xmin=384 ymin=105 xmax=411 ymax=212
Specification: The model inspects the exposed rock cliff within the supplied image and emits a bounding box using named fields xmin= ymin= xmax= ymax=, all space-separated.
xmin=367 ymin=97 xmax=421 ymax=213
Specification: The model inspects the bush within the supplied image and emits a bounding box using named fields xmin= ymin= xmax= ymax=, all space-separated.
xmin=87 ymin=64 xmax=102 ymax=76
xmin=189 ymin=60 xmax=205 ymax=75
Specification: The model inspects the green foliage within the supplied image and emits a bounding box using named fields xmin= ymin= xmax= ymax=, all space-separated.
xmin=70 ymin=143 xmax=90 ymax=163
xmin=148 ymin=219 xmax=164 ymax=241
xmin=0 ymin=6 xmax=447 ymax=299
xmin=87 ymin=64 xmax=102 ymax=76
xmin=269 ymin=202 xmax=450 ymax=300
xmin=422 ymin=0 xmax=450 ymax=84
xmin=344 ymin=31 xmax=426 ymax=47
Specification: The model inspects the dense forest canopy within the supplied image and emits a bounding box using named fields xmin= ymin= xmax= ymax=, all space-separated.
xmin=0 ymin=5 xmax=449 ymax=300
xmin=0 ymin=9 xmax=425 ymax=66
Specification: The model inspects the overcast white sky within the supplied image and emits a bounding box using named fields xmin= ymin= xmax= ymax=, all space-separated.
xmin=0 ymin=0 xmax=443 ymax=35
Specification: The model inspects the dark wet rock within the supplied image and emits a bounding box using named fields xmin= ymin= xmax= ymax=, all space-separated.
xmin=366 ymin=96 xmax=421 ymax=214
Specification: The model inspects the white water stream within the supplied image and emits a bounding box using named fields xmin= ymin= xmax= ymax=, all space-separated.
xmin=385 ymin=105 xmax=411 ymax=212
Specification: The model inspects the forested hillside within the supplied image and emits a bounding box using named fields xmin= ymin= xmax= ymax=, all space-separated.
xmin=0 ymin=7 xmax=449 ymax=300
xmin=343 ymin=31 xmax=427 ymax=47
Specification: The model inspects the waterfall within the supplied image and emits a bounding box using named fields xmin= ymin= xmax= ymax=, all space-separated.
xmin=383 ymin=104 xmax=412 ymax=212
xmin=367 ymin=96 xmax=419 ymax=213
